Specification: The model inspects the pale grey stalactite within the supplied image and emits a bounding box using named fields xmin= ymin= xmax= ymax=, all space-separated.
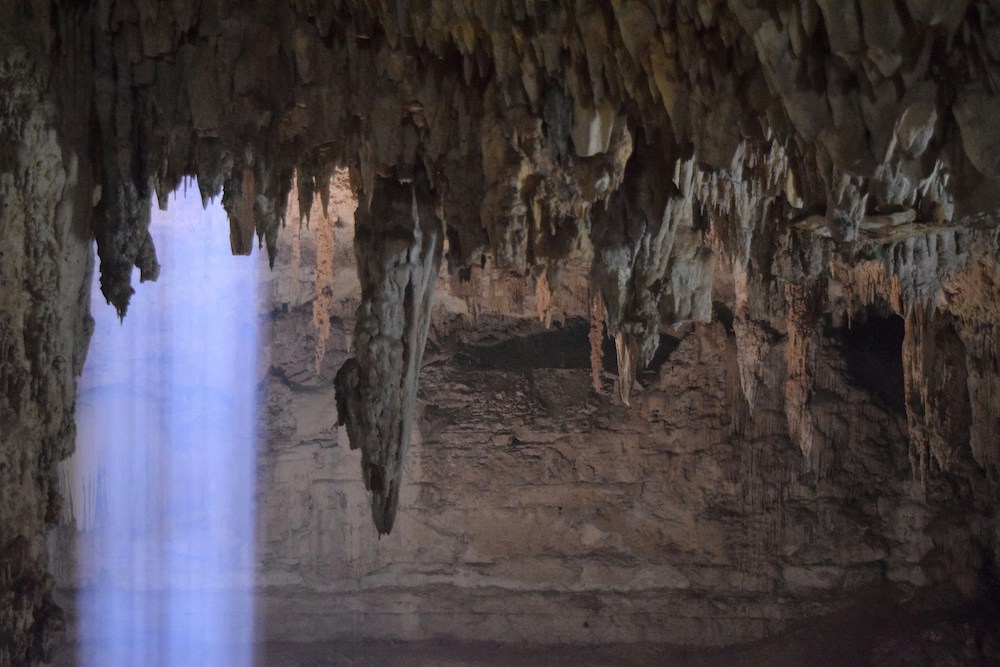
xmin=335 ymin=171 xmax=443 ymax=534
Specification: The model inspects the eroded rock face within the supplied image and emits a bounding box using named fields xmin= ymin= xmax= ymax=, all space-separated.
xmin=3 ymin=0 xmax=1000 ymax=662
xmin=236 ymin=204 xmax=996 ymax=655
xmin=0 ymin=16 xmax=94 ymax=664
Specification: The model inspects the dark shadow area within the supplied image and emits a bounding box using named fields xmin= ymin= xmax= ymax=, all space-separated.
xmin=640 ymin=332 xmax=682 ymax=377
xmin=52 ymin=586 xmax=988 ymax=667
xmin=826 ymin=306 xmax=906 ymax=414
xmin=454 ymin=317 xmax=680 ymax=374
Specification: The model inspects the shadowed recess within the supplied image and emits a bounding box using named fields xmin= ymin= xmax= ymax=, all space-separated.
xmin=455 ymin=317 xmax=680 ymax=374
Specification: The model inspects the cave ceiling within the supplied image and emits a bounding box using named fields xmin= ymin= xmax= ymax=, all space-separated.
xmin=5 ymin=0 xmax=1000 ymax=548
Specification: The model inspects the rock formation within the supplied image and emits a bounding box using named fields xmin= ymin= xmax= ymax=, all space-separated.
xmin=2 ymin=0 xmax=1000 ymax=663
xmin=335 ymin=171 xmax=443 ymax=534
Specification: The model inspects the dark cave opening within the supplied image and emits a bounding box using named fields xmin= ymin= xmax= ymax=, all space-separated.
xmin=827 ymin=306 xmax=906 ymax=414
xmin=454 ymin=317 xmax=680 ymax=374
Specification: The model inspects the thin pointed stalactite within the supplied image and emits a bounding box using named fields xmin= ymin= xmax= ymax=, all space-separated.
xmin=335 ymin=171 xmax=443 ymax=534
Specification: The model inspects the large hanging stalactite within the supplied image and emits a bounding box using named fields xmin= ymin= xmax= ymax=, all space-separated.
xmin=335 ymin=169 xmax=443 ymax=534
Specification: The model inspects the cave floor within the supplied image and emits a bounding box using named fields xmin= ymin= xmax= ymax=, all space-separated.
xmin=51 ymin=588 xmax=999 ymax=666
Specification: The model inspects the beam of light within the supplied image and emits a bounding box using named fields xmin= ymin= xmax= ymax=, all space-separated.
xmin=71 ymin=183 xmax=259 ymax=666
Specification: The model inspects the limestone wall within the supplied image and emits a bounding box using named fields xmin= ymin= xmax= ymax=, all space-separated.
xmin=251 ymin=187 xmax=986 ymax=647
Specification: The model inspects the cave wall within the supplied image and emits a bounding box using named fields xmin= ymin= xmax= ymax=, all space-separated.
xmin=247 ymin=191 xmax=995 ymax=647
xmin=0 ymin=15 xmax=94 ymax=665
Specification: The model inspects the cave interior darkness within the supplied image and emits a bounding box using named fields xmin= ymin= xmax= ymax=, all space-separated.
xmin=2 ymin=1 xmax=1000 ymax=666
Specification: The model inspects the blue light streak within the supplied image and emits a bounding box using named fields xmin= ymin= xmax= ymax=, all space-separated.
xmin=75 ymin=185 xmax=258 ymax=666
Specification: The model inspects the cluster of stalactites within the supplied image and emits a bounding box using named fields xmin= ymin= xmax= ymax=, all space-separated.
xmin=66 ymin=0 xmax=1000 ymax=525
xmin=822 ymin=234 xmax=1000 ymax=491
xmin=81 ymin=0 xmax=1000 ymax=310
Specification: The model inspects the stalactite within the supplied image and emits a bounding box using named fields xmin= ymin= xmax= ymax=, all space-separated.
xmin=334 ymin=170 xmax=443 ymax=533
xmin=534 ymin=269 xmax=553 ymax=329
xmin=228 ymin=168 xmax=258 ymax=256
xmin=614 ymin=331 xmax=639 ymax=407
xmin=731 ymin=264 xmax=771 ymax=415
xmin=588 ymin=289 xmax=605 ymax=394
xmin=784 ymin=280 xmax=826 ymax=473
xmin=902 ymin=306 xmax=974 ymax=489
xmin=312 ymin=177 xmax=337 ymax=374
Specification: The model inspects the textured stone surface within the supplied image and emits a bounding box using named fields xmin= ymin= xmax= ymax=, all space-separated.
xmin=231 ymin=203 xmax=997 ymax=652
xmin=0 ymin=18 xmax=94 ymax=665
